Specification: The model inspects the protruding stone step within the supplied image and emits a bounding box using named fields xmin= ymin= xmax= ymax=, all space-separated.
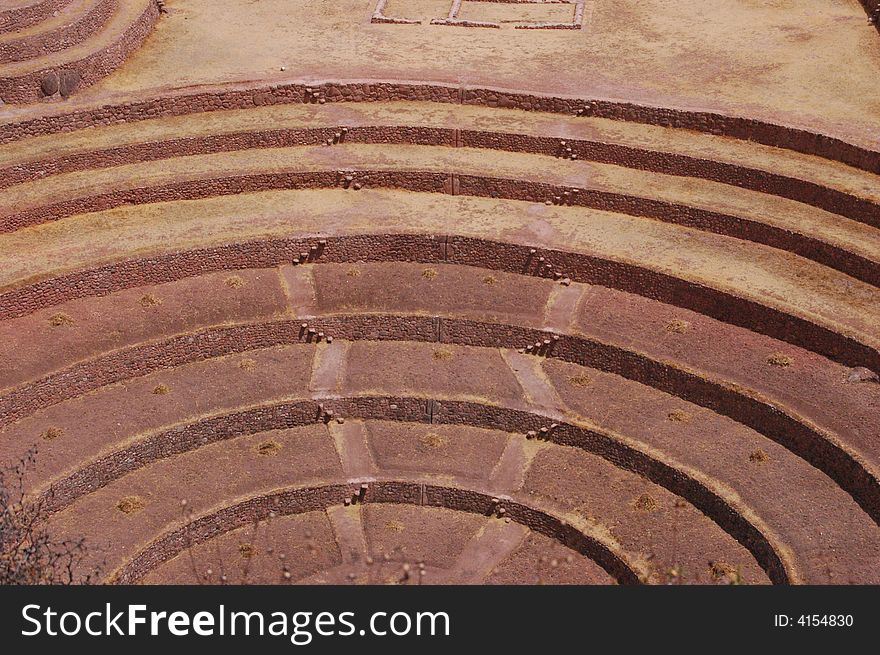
xmin=326 ymin=505 xmax=369 ymax=565
xmin=440 ymin=519 xmax=529 ymax=584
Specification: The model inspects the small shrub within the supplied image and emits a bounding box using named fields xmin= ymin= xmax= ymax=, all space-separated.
xmin=116 ymin=496 xmax=145 ymax=515
xmin=41 ymin=427 xmax=64 ymax=441
xmin=632 ymin=493 xmax=659 ymax=512
xmin=239 ymin=358 xmax=257 ymax=371
xmin=665 ymin=319 xmax=689 ymax=334
xmin=1 ymin=449 xmax=101 ymax=584
xmin=224 ymin=275 xmax=245 ymax=288
xmin=709 ymin=560 xmax=742 ymax=584
xmin=568 ymin=374 xmax=592 ymax=388
xmin=432 ymin=348 xmax=453 ymax=361
xmin=48 ymin=313 xmax=74 ymax=327
xmin=749 ymin=449 xmax=770 ymax=464
xmin=667 ymin=409 xmax=691 ymax=422
xmin=420 ymin=433 xmax=448 ymax=449
xmin=767 ymin=353 xmax=793 ymax=367
xmin=152 ymin=384 xmax=171 ymax=395
xmin=665 ymin=564 xmax=683 ymax=583
xmin=421 ymin=268 xmax=437 ymax=280
xmin=139 ymin=294 xmax=162 ymax=308
xmin=257 ymin=441 xmax=282 ymax=457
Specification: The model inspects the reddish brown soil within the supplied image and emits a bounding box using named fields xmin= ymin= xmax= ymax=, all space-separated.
xmin=1 ymin=307 xmax=875 ymax=583
xmin=3 ymin=264 xmax=875 ymax=457
xmin=544 ymin=358 xmax=880 ymax=583
xmin=142 ymin=510 xmax=342 ymax=585
xmin=311 ymin=262 xmax=551 ymax=327
xmin=342 ymin=341 xmax=525 ymax=403
xmin=0 ymin=268 xmax=286 ymax=388
xmin=364 ymin=420 xmax=510 ymax=483
xmin=10 ymin=344 xmax=780 ymax=580
xmin=524 ymin=445 xmax=767 ymax=584
xmin=46 ymin=423 xmax=342 ymax=573
xmin=362 ymin=504 xmax=485 ymax=569
xmin=0 ymin=344 xmax=316 ymax=487
xmin=484 ymin=531 xmax=615 ymax=585
xmin=573 ymin=285 xmax=880 ymax=458
xmin=143 ymin=504 xmax=616 ymax=585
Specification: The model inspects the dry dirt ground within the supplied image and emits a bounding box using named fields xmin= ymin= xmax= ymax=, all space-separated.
xmin=5 ymin=0 xmax=879 ymax=146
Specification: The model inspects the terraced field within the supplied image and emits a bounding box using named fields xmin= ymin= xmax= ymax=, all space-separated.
xmin=0 ymin=1 xmax=877 ymax=585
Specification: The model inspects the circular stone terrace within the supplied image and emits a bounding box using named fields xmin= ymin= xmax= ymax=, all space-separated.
xmin=0 ymin=0 xmax=877 ymax=585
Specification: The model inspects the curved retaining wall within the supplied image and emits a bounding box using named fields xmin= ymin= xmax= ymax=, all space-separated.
xmin=111 ymin=480 xmax=643 ymax=585
xmin=1 ymin=80 xmax=877 ymax=174
xmin=0 ymin=0 xmax=74 ymax=33
xmin=2 ymin=124 xmax=876 ymax=226
xmin=860 ymin=0 xmax=880 ymax=34
xmin=2 ymin=168 xmax=875 ymax=286
xmin=0 ymin=0 xmax=160 ymax=104
xmin=40 ymin=394 xmax=788 ymax=584
xmin=9 ymin=312 xmax=877 ymax=533
xmin=1 ymin=234 xmax=875 ymax=372
xmin=0 ymin=0 xmax=117 ymax=64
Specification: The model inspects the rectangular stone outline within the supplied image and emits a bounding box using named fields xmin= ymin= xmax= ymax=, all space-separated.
xmin=442 ymin=0 xmax=584 ymax=30
xmin=372 ymin=0 xmax=588 ymax=30
xmin=371 ymin=0 xmax=422 ymax=24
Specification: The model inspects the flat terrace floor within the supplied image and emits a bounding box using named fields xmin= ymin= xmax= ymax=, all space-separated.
xmin=4 ymin=0 xmax=878 ymax=151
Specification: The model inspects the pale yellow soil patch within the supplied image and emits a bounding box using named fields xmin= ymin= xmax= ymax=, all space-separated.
xmin=0 ymin=188 xmax=877 ymax=348
xmin=0 ymin=0 xmax=153 ymax=77
xmin=18 ymin=0 xmax=878 ymax=150
xmin=2 ymin=143 xmax=877 ymax=261
xmin=0 ymin=0 xmax=96 ymax=44
xmin=2 ymin=101 xmax=878 ymax=203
